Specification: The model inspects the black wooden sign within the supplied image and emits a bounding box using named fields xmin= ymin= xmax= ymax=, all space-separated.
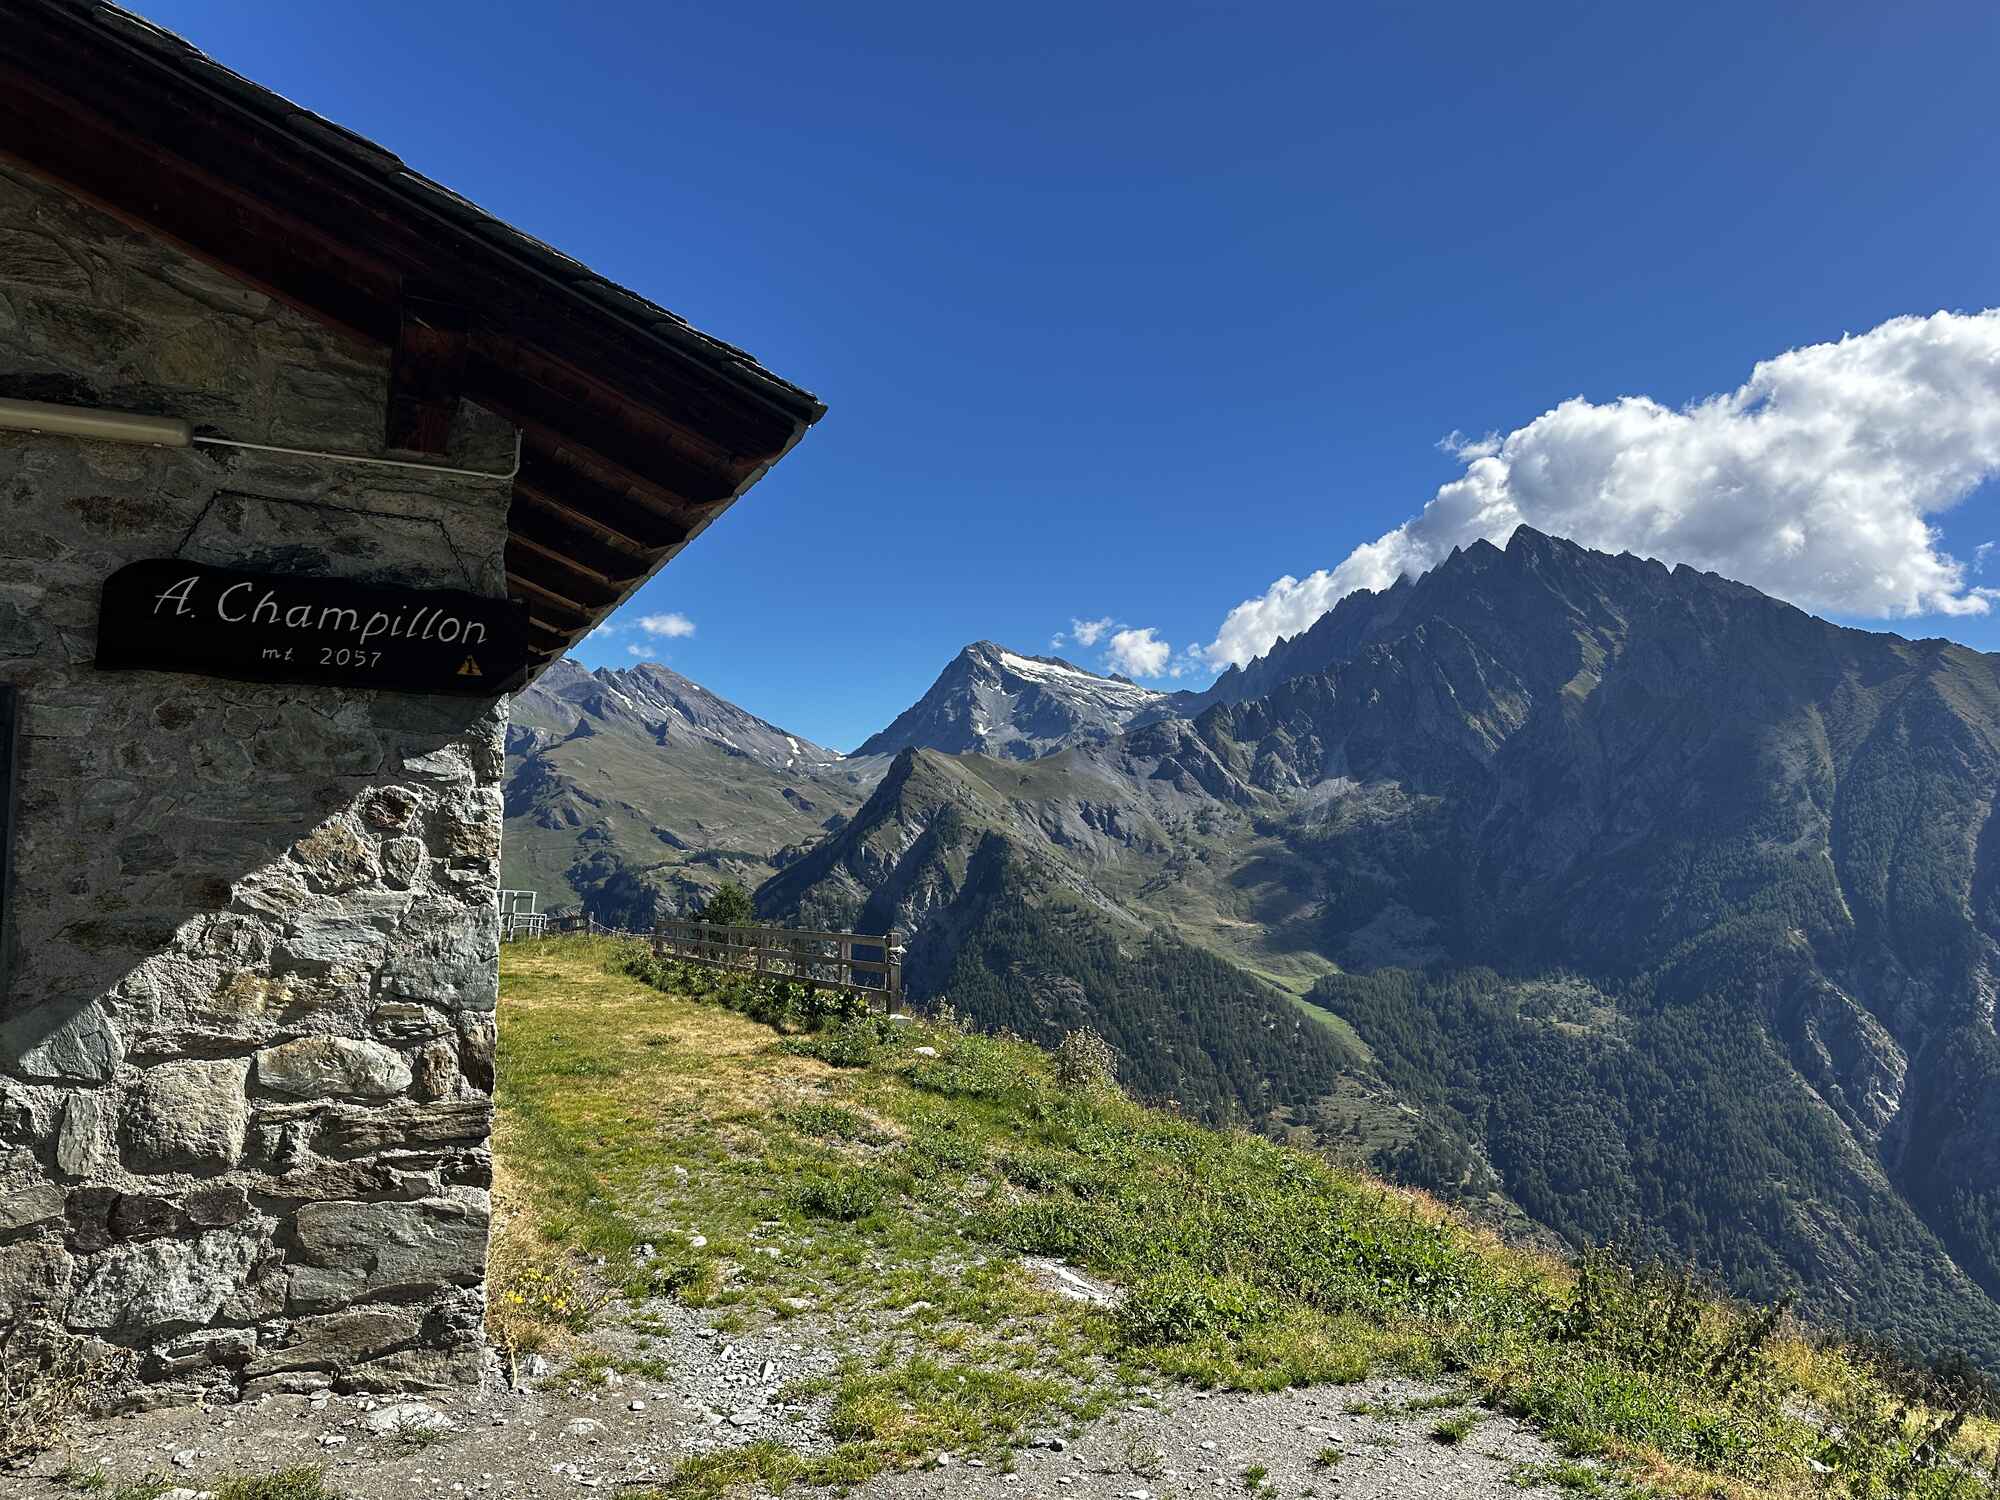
xmin=96 ymin=559 xmax=530 ymax=696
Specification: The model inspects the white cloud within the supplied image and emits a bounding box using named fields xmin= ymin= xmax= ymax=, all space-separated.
xmin=636 ymin=612 xmax=696 ymax=639
xmin=626 ymin=643 xmax=651 ymax=657
xmin=1204 ymin=309 xmax=2000 ymax=669
xmin=1105 ymin=626 xmax=1173 ymax=679
xmin=1069 ymin=616 xmax=1116 ymax=647
xmin=1977 ymin=541 xmax=1995 ymax=574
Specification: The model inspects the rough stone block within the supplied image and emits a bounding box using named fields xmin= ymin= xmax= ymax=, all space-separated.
xmin=399 ymin=744 xmax=474 ymax=785
xmin=69 ymin=1231 xmax=260 ymax=1331
xmin=55 ymin=1092 xmax=107 ymax=1176
xmin=0 ymin=1236 xmax=73 ymax=1322
xmin=338 ymin=1340 xmax=485 ymax=1394
xmin=358 ymin=786 xmax=421 ymax=831
xmin=458 ymin=1014 xmax=496 ymax=1094
xmin=409 ymin=1039 xmax=459 ymax=1101
xmin=61 ymin=1185 xmax=118 ymax=1255
xmin=291 ymin=816 xmax=380 ymax=895
xmin=311 ymin=1100 xmax=491 ymax=1157
xmin=0 ymin=1000 xmax=124 ymax=1083
xmin=287 ymin=1199 xmax=487 ymax=1312
xmin=270 ymin=904 xmax=400 ymax=976
xmin=244 ymin=1306 xmax=419 ymax=1383
xmin=143 ymin=1326 xmax=257 ymax=1380
xmin=370 ymin=1001 xmax=449 ymax=1040
xmin=120 ymin=1058 xmax=250 ymax=1169
xmin=380 ymin=836 xmax=426 ymax=890
xmin=265 ymin=1159 xmax=426 ymax=1202
xmin=108 ymin=1192 xmax=184 ymax=1240
xmin=256 ymin=1036 xmax=412 ymax=1099
xmin=185 ymin=1182 xmax=252 ymax=1228
xmin=0 ymin=1182 xmax=66 ymax=1233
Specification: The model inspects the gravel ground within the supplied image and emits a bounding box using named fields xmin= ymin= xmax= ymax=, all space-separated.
xmin=3 ymin=1293 xmax=849 ymax=1500
xmin=5 ymin=1294 xmax=1594 ymax=1500
xmin=868 ymin=1376 xmax=1587 ymax=1500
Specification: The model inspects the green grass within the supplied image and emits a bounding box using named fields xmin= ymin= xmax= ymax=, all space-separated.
xmin=1508 ymin=1460 xmax=1630 ymax=1495
xmin=495 ymin=936 xmax=2000 ymax=1500
xmin=1431 ymin=1410 xmax=1481 ymax=1444
xmin=110 ymin=1468 xmax=339 ymax=1500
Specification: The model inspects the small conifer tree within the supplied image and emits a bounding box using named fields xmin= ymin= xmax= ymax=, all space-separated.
xmin=699 ymin=881 xmax=755 ymax=927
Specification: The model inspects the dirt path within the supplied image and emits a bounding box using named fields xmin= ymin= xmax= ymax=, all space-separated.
xmin=7 ymin=1297 xmax=1598 ymax=1500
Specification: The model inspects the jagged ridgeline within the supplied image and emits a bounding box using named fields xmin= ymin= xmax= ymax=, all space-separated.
xmin=757 ymin=529 xmax=2000 ymax=1372
xmin=500 ymin=659 xmax=876 ymax=925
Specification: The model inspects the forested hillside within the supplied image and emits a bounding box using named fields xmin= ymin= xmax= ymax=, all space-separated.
xmin=759 ymin=528 xmax=2000 ymax=1370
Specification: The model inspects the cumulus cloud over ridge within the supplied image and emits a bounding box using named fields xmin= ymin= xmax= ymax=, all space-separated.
xmin=1204 ymin=310 xmax=2000 ymax=669
xmin=1105 ymin=626 xmax=1172 ymax=678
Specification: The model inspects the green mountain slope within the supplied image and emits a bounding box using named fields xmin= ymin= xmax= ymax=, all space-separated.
xmin=757 ymin=747 xmax=1370 ymax=1132
xmin=759 ymin=529 xmax=2000 ymax=1369
xmin=502 ymin=659 xmax=875 ymax=925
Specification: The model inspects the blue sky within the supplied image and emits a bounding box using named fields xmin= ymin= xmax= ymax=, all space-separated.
xmin=144 ymin=1 xmax=2000 ymax=750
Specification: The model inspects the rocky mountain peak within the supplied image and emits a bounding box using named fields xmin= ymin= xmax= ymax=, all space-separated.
xmin=512 ymin=657 xmax=840 ymax=774
xmin=851 ymin=641 xmax=1170 ymax=761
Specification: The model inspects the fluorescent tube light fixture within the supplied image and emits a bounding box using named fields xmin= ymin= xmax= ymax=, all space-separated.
xmin=0 ymin=397 xmax=191 ymax=447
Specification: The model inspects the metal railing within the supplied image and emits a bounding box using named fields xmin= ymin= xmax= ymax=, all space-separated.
xmin=498 ymin=907 xmax=633 ymax=943
xmin=653 ymin=918 xmax=904 ymax=1013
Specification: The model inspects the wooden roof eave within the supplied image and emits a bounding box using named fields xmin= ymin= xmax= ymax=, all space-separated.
xmin=0 ymin=0 xmax=825 ymax=677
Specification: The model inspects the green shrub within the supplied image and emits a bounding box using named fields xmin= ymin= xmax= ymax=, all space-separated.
xmin=616 ymin=947 xmax=868 ymax=1035
xmin=1052 ymin=1026 xmax=1119 ymax=1093
xmin=1119 ymin=1269 xmax=1279 ymax=1345
xmin=1558 ymin=1249 xmax=1782 ymax=1403
xmin=783 ymin=1102 xmax=869 ymax=1141
xmin=906 ymin=1033 xmax=1023 ymax=1100
xmin=790 ymin=1167 xmax=887 ymax=1222
xmin=908 ymin=1113 xmax=985 ymax=1174
xmin=973 ymin=1197 xmax=1096 ymax=1258
xmin=642 ymin=1247 xmax=715 ymax=1302
xmin=784 ymin=1018 xmax=884 ymax=1068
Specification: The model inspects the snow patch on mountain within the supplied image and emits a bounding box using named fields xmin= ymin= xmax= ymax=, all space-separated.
xmin=852 ymin=641 xmax=1173 ymax=761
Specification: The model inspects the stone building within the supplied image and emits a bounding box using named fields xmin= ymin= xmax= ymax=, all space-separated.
xmin=0 ymin=1 xmax=822 ymax=1404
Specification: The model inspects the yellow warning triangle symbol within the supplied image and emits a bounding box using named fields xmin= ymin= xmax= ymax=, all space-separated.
xmin=456 ymin=656 xmax=483 ymax=678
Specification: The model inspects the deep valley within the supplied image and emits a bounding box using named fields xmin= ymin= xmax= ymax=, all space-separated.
xmin=507 ymin=528 xmax=2000 ymax=1372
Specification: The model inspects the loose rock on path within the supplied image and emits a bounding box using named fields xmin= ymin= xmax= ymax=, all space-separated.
xmin=5 ymin=1294 xmax=1597 ymax=1499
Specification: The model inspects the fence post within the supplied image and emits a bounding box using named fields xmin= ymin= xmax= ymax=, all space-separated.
xmin=886 ymin=928 xmax=903 ymax=1015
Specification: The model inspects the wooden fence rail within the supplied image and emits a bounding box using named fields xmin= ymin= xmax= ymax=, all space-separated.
xmin=652 ymin=918 xmax=904 ymax=1013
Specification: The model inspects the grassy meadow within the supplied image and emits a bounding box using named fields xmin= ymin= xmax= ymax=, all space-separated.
xmin=491 ymin=935 xmax=2000 ymax=1499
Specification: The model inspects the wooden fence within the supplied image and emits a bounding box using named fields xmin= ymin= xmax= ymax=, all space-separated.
xmin=652 ymin=918 xmax=904 ymax=1013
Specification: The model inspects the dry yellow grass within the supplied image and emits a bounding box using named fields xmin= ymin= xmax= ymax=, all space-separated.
xmin=494 ymin=938 xmax=2000 ymax=1500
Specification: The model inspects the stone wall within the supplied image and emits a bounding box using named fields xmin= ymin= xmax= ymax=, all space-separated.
xmin=0 ymin=161 xmax=516 ymax=1404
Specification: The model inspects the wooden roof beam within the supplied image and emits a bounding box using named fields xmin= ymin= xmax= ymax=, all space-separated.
xmin=512 ymin=445 xmax=701 ymax=554
xmin=469 ymin=348 xmax=753 ymax=507
xmin=509 ymin=494 xmax=662 ymax=586
xmin=507 ymin=535 xmax=626 ymax=610
xmin=386 ymin=297 xmax=469 ymax=455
